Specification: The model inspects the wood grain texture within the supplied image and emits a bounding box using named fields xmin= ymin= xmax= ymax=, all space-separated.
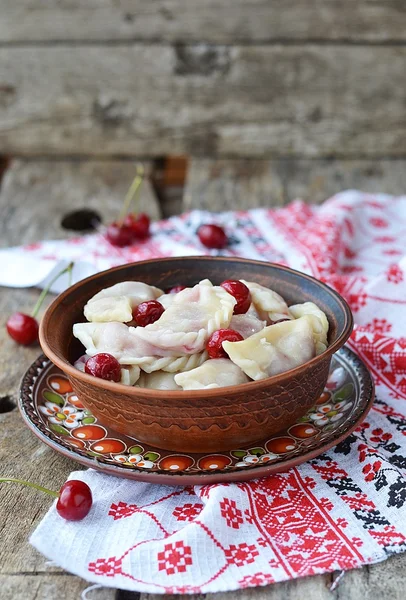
xmin=0 ymin=46 xmax=405 ymax=158
xmin=183 ymin=159 xmax=406 ymax=210
xmin=0 ymin=410 xmax=81 ymax=575
xmin=1 ymin=0 xmax=405 ymax=43
xmin=0 ymin=574 xmax=117 ymax=600
xmin=0 ymin=160 xmax=160 ymax=246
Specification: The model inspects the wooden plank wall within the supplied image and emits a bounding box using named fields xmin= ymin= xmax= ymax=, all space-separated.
xmin=0 ymin=1 xmax=406 ymax=203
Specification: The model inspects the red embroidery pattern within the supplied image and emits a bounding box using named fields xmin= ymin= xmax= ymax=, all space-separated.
xmin=158 ymin=541 xmax=193 ymax=575
xmin=220 ymin=498 xmax=244 ymax=529
xmin=173 ymin=503 xmax=203 ymax=522
xmin=225 ymin=543 xmax=259 ymax=566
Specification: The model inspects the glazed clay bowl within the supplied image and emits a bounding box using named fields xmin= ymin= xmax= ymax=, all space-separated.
xmin=39 ymin=257 xmax=353 ymax=453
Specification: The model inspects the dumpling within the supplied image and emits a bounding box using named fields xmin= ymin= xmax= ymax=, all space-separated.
xmin=73 ymin=352 xmax=140 ymax=385
xmin=288 ymin=302 xmax=329 ymax=354
xmin=137 ymin=371 xmax=181 ymax=390
xmin=223 ymin=316 xmax=315 ymax=380
xmin=132 ymin=281 xmax=236 ymax=355
xmin=72 ymin=322 xmax=178 ymax=365
xmin=174 ymin=358 xmax=250 ymax=390
xmin=73 ymin=321 xmax=208 ymax=376
xmin=229 ymin=313 xmax=266 ymax=339
xmin=120 ymin=365 xmax=141 ymax=385
xmin=140 ymin=351 xmax=208 ymax=374
xmin=240 ymin=280 xmax=291 ymax=324
xmin=84 ymin=281 xmax=163 ymax=323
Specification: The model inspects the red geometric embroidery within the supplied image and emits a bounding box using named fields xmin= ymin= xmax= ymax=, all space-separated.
xmin=173 ymin=503 xmax=203 ymax=522
xmin=108 ymin=501 xmax=138 ymax=520
xmin=88 ymin=556 xmax=122 ymax=577
xmin=225 ymin=543 xmax=259 ymax=567
xmin=349 ymin=330 xmax=406 ymax=399
xmin=387 ymin=264 xmax=403 ymax=284
xmin=362 ymin=461 xmax=382 ymax=482
xmin=238 ymin=572 xmax=275 ymax=588
xmin=220 ymin=497 xmax=244 ymax=529
xmin=370 ymin=217 xmax=388 ymax=228
xmin=364 ymin=319 xmax=392 ymax=335
xmin=243 ymin=471 xmax=363 ymax=575
xmin=157 ymin=541 xmax=193 ymax=575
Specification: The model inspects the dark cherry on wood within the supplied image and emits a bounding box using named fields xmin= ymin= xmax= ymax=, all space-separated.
xmin=39 ymin=257 xmax=353 ymax=453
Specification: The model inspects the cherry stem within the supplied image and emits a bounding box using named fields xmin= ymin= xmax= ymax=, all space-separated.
xmin=117 ymin=163 xmax=144 ymax=224
xmin=0 ymin=477 xmax=59 ymax=498
xmin=31 ymin=262 xmax=74 ymax=319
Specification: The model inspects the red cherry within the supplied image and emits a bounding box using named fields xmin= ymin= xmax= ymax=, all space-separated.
xmin=105 ymin=222 xmax=134 ymax=247
xmin=85 ymin=353 xmax=121 ymax=382
xmin=167 ymin=285 xmax=186 ymax=294
xmin=56 ymin=480 xmax=93 ymax=521
xmin=197 ymin=224 xmax=228 ymax=249
xmin=6 ymin=312 xmax=39 ymax=345
xmin=206 ymin=329 xmax=244 ymax=359
xmin=123 ymin=212 xmax=150 ymax=240
xmin=220 ymin=280 xmax=251 ymax=314
xmin=133 ymin=300 xmax=165 ymax=326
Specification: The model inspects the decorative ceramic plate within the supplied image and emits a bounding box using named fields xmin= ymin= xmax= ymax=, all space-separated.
xmin=19 ymin=348 xmax=374 ymax=485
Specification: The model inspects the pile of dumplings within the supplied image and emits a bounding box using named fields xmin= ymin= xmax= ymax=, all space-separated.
xmin=73 ymin=279 xmax=329 ymax=391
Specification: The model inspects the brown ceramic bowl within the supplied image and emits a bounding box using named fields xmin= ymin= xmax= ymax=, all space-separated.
xmin=39 ymin=257 xmax=353 ymax=453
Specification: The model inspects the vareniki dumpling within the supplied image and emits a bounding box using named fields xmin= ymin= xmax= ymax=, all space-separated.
xmin=137 ymin=371 xmax=181 ymax=390
xmin=289 ymin=302 xmax=329 ymax=354
xmin=229 ymin=312 xmax=266 ymax=339
xmin=223 ymin=316 xmax=316 ymax=380
xmin=240 ymin=280 xmax=291 ymax=324
xmin=132 ymin=280 xmax=236 ymax=355
xmin=174 ymin=358 xmax=250 ymax=390
xmin=84 ymin=281 xmax=163 ymax=323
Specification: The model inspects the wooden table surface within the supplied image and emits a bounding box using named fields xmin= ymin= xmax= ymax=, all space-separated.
xmin=1 ymin=159 xmax=406 ymax=600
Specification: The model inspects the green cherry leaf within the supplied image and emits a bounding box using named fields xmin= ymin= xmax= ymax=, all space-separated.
xmin=248 ymin=447 xmax=265 ymax=456
xmin=334 ymin=384 xmax=354 ymax=402
xmin=143 ymin=452 xmax=160 ymax=462
xmin=129 ymin=445 xmax=144 ymax=454
xmin=82 ymin=416 xmax=96 ymax=425
xmin=43 ymin=390 xmax=64 ymax=406
xmin=231 ymin=450 xmax=247 ymax=459
xmin=49 ymin=423 xmax=69 ymax=435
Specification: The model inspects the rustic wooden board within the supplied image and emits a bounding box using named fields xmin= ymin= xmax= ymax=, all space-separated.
xmin=0 ymin=159 xmax=161 ymax=245
xmin=0 ymin=574 xmax=117 ymax=600
xmin=183 ymin=159 xmax=406 ymax=210
xmin=1 ymin=46 xmax=405 ymax=158
xmin=1 ymin=0 xmax=405 ymax=43
xmin=140 ymin=554 xmax=406 ymax=600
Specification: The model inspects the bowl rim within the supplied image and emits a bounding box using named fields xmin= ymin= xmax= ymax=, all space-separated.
xmin=39 ymin=256 xmax=354 ymax=398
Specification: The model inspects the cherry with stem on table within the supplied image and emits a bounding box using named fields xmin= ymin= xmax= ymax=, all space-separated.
xmin=6 ymin=262 xmax=74 ymax=346
xmin=0 ymin=477 xmax=92 ymax=521
xmin=106 ymin=164 xmax=151 ymax=247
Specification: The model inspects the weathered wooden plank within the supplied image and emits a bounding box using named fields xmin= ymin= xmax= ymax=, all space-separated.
xmin=140 ymin=557 xmax=406 ymax=600
xmin=1 ymin=0 xmax=405 ymax=44
xmin=0 ymin=574 xmax=117 ymax=600
xmin=0 ymin=160 xmax=161 ymax=246
xmin=0 ymin=410 xmax=83 ymax=575
xmin=334 ymin=555 xmax=406 ymax=600
xmin=140 ymin=571 xmax=333 ymax=599
xmin=183 ymin=159 xmax=406 ymax=210
xmin=1 ymin=45 xmax=405 ymax=158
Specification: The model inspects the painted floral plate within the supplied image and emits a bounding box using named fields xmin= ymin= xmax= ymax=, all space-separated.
xmin=19 ymin=348 xmax=374 ymax=485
